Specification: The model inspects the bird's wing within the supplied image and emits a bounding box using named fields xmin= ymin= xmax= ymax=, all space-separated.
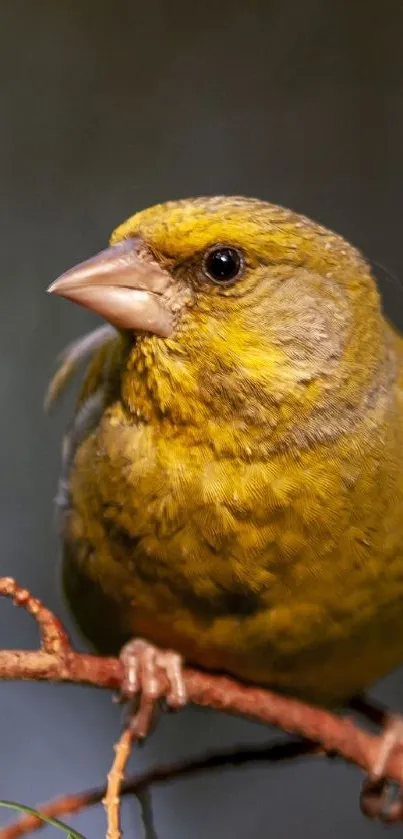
xmin=46 ymin=324 xmax=125 ymax=515
xmin=45 ymin=323 xmax=118 ymax=411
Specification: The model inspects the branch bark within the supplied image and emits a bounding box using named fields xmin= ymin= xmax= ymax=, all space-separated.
xmin=0 ymin=575 xmax=402 ymax=836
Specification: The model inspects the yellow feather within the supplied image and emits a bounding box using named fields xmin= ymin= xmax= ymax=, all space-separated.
xmin=52 ymin=196 xmax=403 ymax=706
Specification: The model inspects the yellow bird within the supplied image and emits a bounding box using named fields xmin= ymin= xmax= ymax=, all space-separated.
xmin=47 ymin=196 xmax=403 ymax=715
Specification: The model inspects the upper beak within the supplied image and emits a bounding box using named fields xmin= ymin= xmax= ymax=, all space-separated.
xmin=47 ymin=238 xmax=174 ymax=337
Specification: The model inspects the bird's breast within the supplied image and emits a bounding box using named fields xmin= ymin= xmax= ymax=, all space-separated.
xmin=64 ymin=398 xmax=403 ymax=703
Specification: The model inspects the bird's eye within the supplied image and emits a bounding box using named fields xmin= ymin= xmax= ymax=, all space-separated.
xmin=203 ymin=246 xmax=243 ymax=284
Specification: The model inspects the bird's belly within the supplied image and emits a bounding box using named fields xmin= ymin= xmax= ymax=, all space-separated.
xmin=64 ymin=420 xmax=403 ymax=706
xmin=64 ymin=505 xmax=403 ymax=706
xmin=64 ymin=526 xmax=403 ymax=706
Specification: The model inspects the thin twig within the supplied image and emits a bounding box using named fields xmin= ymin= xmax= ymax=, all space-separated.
xmin=104 ymin=727 xmax=136 ymax=839
xmin=0 ymin=739 xmax=320 ymax=839
xmin=0 ymin=578 xmax=71 ymax=656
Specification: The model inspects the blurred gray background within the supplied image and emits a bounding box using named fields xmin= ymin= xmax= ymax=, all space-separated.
xmin=0 ymin=1 xmax=402 ymax=836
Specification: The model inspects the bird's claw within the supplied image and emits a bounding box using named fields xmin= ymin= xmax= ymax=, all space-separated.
xmin=119 ymin=638 xmax=187 ymax=738
xmin=360 ymin=716 xmax=403 ymax=822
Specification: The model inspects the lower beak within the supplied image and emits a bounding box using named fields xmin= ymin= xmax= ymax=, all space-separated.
xmin=47 ymin=238 xmax=174 ymax=337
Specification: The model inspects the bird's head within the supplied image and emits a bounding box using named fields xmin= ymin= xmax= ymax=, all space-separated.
xmin=48 ymin=196 xmax=390 ymax=453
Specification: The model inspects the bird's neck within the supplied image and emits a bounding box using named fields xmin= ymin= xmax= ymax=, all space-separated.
xmin=119 ymin=328 xmax=396 ymax=460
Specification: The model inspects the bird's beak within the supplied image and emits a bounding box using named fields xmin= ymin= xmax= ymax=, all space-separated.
xmin=47 ymin=238 xmax=174 ymax=337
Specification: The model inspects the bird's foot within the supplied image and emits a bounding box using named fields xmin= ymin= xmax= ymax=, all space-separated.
xmin=118 ymin=638 xmax=187 ymax=738
xmin=361 ymin=715 xmax=403 ymax=822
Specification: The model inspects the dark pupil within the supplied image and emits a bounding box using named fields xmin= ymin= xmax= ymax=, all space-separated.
xmin=206 ymin=248 xmax=240 ymax=282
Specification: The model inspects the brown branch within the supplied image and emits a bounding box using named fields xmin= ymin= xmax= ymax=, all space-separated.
xmin=0 ymin=578 xmax=71 ymax=657
xmin=103 ymin=726 xmax=136 ymax=839
xmin=0 ymin=576 xmax=403 ymax=835
xmin=0 ymin=645 xmax=390 ymax=779
xmin=0 ymin=739 xmax=321 ymax=839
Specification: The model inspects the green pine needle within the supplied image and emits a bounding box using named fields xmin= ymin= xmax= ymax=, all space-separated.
xmin=0 ymin=800 xmax=86 ymax=839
